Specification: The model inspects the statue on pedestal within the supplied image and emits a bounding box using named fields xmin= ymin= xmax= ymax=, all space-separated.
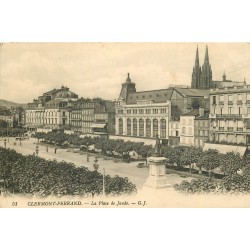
xmin=153 ymin=135 xmax=161 ymax=157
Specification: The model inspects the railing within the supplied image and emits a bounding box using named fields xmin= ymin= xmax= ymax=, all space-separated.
xmin=216 ymin=114 xmax=242 ymax=119
xmin=237 ymin=100 xmax=243 ymax=105
xmin=219 ymin=101 xmax=224 ymax=105
xmin=228 ymin=101 xmax=233 ymax=105
xmin=237 ymin=128 xmax=244 ymax=131
xmin=219 ymin=127 xmax=224 ymax=131
xmin=227 ymin=127 xmax=234 ymax=131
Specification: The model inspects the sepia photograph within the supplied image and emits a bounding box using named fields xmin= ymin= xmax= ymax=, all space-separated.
xmin=1 ymin=43 xmax=250 ymax=207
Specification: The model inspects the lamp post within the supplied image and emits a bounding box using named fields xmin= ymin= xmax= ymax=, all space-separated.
xmin=103 ymin=168 xmax=105 ymax=197
xmin=87 ymin=145 xmax=89 ymax=162
xmin=36 ymin=145 xmax=39 ymax=156
xmin=7 ymin=126 xmax=9 ymax=143
xmin=4 ymin=139 xmax=6 ymax=149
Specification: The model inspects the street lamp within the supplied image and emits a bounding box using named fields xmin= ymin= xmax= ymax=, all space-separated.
xmin=36 ymin=145 xmax=39 ymax=156
xmin=87 ymin=145 xmax=89 ymax=162
xmin=103 ymin=168 xmax=105 ymax=197
xmin=7 ymin=126 xmax=9 ymax=143
xmin=4 ymin=139 xmax=6 ymax=149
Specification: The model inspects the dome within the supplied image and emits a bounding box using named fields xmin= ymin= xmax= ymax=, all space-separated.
xmin=55 ymin=86 xmax=78 ymax=99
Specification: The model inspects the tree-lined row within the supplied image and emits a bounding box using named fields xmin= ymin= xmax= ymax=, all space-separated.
xmin=0 ymin=128 xmax=27 ymax=137
xmin=34 ymin=132 xmax=155 ymax=159
xmin=34 ymin=132 xmax=249 ymax=177
xmin=0 ymin=147 xmax=137 ymax=197
xmin=173 ymin=150 xmax=250 ymax=194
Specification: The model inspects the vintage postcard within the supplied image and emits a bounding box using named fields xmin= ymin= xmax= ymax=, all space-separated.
xmin=1 ymin=43 xmax=250 ymax=208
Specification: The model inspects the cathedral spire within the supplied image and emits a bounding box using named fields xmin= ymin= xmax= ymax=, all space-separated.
xmin=204 ymin=45 xmax=209 ymax=66
xmin=195 ymin=45 xmax=200 ymax=67
xmin=201 ymin=45 xmax=212 ymax=89
xmin=191 ymin=45 xmax=202 ymax=89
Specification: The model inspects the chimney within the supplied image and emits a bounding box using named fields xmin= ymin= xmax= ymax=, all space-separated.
xmin=199 ymin=107 xmax=204 ymax=117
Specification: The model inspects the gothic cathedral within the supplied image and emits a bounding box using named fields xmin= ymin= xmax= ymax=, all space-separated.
xmin=191 ymin=45 xmax=212 ymax=89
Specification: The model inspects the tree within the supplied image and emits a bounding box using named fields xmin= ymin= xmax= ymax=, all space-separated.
xmin=33 ymin=132 xmax=46 ymax=143
xmin=219 ymin=152 xmax=242 ymax=176
xmin=163 ymin=146 xmax=187 ymax=168
xmin=191 ymin=98 xmax=201 ymax=109
xmin=180 ymin=146 xmax=203 ymax=174
xmin=0 ymin=120 xmax=8 ymax=128
xmin=197 ymin=149 xmax=220 ymax=179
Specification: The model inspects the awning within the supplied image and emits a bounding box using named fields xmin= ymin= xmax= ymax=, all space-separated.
xmin=93 ymin=132 xmax=107 ymax=135
xmin=203 ymin=143 xmax=247 ymax=156
xmin=90 ymin=123 xmax=106 ymax=129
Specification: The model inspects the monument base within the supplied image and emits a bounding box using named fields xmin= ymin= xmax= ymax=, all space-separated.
xmin=144 ymin=156 xmax=171 ymax=189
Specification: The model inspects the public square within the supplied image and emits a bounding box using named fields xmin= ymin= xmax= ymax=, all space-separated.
xmin=0 ymin=137 xmax=191 ymax=191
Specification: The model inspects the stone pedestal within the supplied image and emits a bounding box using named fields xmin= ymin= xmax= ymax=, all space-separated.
xmin=145 ymin=156 xmax=171 ymax=188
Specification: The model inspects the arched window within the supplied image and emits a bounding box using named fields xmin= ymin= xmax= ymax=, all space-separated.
xmin=153 ymin=119 xmax=158 ymax=138
xmin=146 ymin=119 xmax=151 ymax=137
xmin=160 ymin=119 xmax=166 ymax=138
xmin=139 ymin=119 xmax=144 ymax=137
xmin=127 ymin=118 xmax=131 ymax=135
xmin=133 ymin=118 xmax=137 ymax=136
xmin=119 ymin=118 xmax=123 ymax=135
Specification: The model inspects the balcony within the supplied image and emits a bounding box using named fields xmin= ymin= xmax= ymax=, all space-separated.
xmin=246 ymin=100 xmax=250 ymax=104
xmin=237 ymin=127 xmax=244 ymax=132
xmin=228 ymin=101 xmax=233 ymax=105
xmin=216 ymin=114 xmax=242 ymax=119
xmin=219 ymin=101 xmax=224 ymax=105
xmin=227 ymin=127 xmax=234 ymax=132
xmin=209 ymin=114 xmax=216 ymax=119
xmin=237 ymin=100 xmax=243 ymax=105
xmin=219 ymin=127 xmax=224 ymax=131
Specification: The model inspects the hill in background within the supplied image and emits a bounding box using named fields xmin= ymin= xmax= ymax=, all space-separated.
xmin=0 ymin=99 xmax=28 ymax=109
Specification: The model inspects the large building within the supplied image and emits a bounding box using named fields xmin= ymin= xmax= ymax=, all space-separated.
xmin=209 ymin=84 xmax=250 ymax=146
xmin=115 ymin=74 xmax=210 ymax=144
xmin=69 ymin=98 xmax=115 ymax=136
xmin=25 ymin=85 xmax=78 ymax=130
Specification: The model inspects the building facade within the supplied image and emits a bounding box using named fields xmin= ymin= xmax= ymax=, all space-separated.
xmin=180 ymin=110 xmax=198 ymax=146
xmin=0 ymin=107 xmax=13 ymax=127
xmin=209 ymin=84 xmax=250 ymax=146
xmin=115 ymin=74 xmax=210 ymax=144
xmin=194 ymin=113 xmax=209 ymax=147
xmin=69 ymin=98 xmax=115 ymax=136
xmin=25 ymin=85 xmax=78 ymax=130
xmin=169 ymin=120 xmax=180 ymax=145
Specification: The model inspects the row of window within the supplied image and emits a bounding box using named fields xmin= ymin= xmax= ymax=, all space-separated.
xmin=212 ymin=93 xmax=250 ymax=104
xmin=118 ymin=118 xmax=167 ymax=138
xmin=213 ymin=106 xmax=250 ymax=115
xmin=194 ymin=130 xmax=209 ymax=136
xmin=125 ymin=108 xmax=168 ymax=115
xmin=194 ymin=120 xmax=209 ymax=127
xmin=170 ymin=123 xmax=180 ymax=129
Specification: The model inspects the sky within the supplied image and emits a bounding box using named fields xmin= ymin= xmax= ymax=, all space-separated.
xmin=1 ymin=43 xmax=250 ymax=103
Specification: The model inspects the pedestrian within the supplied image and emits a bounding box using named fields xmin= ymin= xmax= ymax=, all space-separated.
xmin=55 ymin=147 xmax=57 ymax=154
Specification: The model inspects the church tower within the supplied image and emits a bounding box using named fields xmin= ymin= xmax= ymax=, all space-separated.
xmin=201 ymin=45 xmax=212 ymax=89
xmin=191 ymin=46 xmax=202 ymax=88
xmin=119 ymin=73 xmax=136 ymax=103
